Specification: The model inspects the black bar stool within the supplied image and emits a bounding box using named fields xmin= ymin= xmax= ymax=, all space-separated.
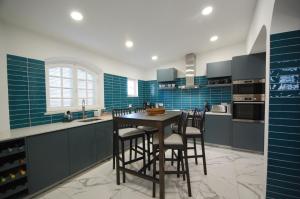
xmin=135 ymin=107 xmax=158 ymax=170
xmin=185 ymin=108 xmax=207 ymax=175
xmin=112 ymin=108 xmax=147 ymax=183
xmin=152 ymin=112 xmax=192 ymax=198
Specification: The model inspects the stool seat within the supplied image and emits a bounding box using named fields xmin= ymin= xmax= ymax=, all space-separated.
xmin=119 ymin=128 xmax=145 ymax=138
xmin=153 ymin=134 xmax=183 ymax=146
xmin=137 ymin=126 xmax=158 ymax=132
xmin=186 ymin=127 xmax=201 ymax=135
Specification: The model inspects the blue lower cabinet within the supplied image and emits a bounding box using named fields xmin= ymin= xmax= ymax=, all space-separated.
xmin=69 ymin=125 xmax=97 ymax=174
xmin=205 ymin=115 xmax=232 ymax=146
xmin=25 ymin=121 xmax=114 ymax=195
xmin=26 ymin=130 xmax=69 ymax=193
xmin=232 ymin=121 xmax=264 ymax=152
xmin=94 ymin=121 xmax=113 ymax=161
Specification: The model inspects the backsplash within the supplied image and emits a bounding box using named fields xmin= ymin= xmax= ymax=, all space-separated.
xmin=267 ymin=30 xmax=300 ymax=199
xmin=104 ymin=73 xmax=231 ymax=111
xmin=7 ymin=54 xmax=94 ymax=129
xmin=144 ymin=76 xmax=231 ymax=110
xmin=104 ymin=73 xmax=146 ymax=111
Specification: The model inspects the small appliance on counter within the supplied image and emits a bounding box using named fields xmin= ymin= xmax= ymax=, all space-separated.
xmin=63 ymin=111 xmax=73 ymax=122
xmin=210 ymin=105 xmax=227 ymax=113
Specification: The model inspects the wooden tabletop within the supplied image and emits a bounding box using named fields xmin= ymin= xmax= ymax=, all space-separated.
xmin=116 ymin=111 xmax=181 ymax=121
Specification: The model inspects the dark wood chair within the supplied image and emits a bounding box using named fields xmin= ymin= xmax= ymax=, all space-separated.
xmin=112 ymin=108 xmax=146 ymax=183
xmin=185 ymin=108 xmax=207 ymax=175
xmin=152 ymin=112 xmax=192 ymax=197
xmin=134 ymin=107 xmax=158 ymax=170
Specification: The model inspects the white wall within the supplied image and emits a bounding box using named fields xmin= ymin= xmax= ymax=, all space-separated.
xmin=246 ymin=0 xmax=275 ymax=198
xmin=144 ymin=42 xmax=246 ymax=80
xmin=0 ymin=21 xmax=10 ymax=133
xmin=0 ymin=22 xmax=146 ymax=133
xmin=271 ymin=0 xmax=300 ymax=34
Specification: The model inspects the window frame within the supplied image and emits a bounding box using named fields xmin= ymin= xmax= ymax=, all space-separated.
xmin=45 ymin=64 xmax=99 ymax=113
xmin=127 ymin=78 xmax=139 ymax=97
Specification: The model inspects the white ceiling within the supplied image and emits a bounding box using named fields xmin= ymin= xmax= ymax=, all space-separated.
xmin=0 ymin=0 xmax=257 ymax=68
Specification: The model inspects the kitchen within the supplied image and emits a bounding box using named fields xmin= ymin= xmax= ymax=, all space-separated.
xmin=0 ymin=0 xmax=299 ymax=199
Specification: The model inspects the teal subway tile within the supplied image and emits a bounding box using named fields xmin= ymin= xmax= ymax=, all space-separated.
xmin=28 ymin=58 xmax=45 ymax=65
xmin=7 ymin=54 xmax=27 ymax=62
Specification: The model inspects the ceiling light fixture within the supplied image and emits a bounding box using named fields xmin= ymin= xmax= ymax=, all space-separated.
xmin=70 ymin=11 xmax=83 ymax=21
xmin=125 ymin=40 xmax=134 ymax=48
xmin=210 ymin=35 xmax=218 ymax=42
xmin=152 ymin=55 xmax=158 ymax=61
xmin=201 ymin=6 xmax=213 ymax=16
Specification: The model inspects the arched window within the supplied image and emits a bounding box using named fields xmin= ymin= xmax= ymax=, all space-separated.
xmin=46 ymin=64 xmax=98 ymax=112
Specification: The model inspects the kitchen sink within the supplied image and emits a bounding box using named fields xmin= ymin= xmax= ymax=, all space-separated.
xmin=78 ymin=118 xmax=102 ymax=122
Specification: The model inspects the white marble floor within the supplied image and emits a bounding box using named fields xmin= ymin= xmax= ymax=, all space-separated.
xmin=36 ymin=145 xmax=264 ymax=199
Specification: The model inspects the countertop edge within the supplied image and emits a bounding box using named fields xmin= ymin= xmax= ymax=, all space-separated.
xmin=0 ymin=116 xmax=113 ymax=142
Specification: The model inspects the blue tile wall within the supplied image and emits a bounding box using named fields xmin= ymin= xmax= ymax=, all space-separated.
xmin=267 ymin=30 xmax=300 ymax=199
xmin=7 ymin=54 xmax=94 ymax=129
xmin=104 ymin=73 xmax=145 ymax=111
xmin=144 ymin=76 xmax=232 ymax=110
xmin=104 ymin=74 xmax=231 ymax=111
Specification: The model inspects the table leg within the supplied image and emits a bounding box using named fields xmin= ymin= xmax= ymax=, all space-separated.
xmin=115 ymin=130 xmax=120 ymax=185
xmin=158 ymin=125 xmax=165 ymax=199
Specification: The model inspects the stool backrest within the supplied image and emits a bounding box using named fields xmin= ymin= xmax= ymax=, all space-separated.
xmin=135 ymin=107 xmax=145 ymax=113
xmin=178 ymin=111 xmax=189 ymax=139
xmin=112 ymin=108 xmax=133 ymax=130
xmin=191 ymin=108 xmax=205 ymax=133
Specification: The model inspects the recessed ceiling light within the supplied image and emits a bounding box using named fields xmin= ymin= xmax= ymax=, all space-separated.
xmin=125 ymin=40 xmax=134 ymax=48
xmin=210 ymin=35 xmax=218 ymax=42
xmin=152 ymin=55 xmax=158 ymax=61
xmin=70 ymin=11 xmax=83 ymax=21
xmin=201 ymin=6 xmax=213 ymax=16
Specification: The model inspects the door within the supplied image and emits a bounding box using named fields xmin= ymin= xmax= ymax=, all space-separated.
xmin=26 ymin=130 xmax=69 ymax=193
xmin=95 ymin=121 xmax=113 ymax=161
xmin=69 ymin=125 xmax=96 ymax=174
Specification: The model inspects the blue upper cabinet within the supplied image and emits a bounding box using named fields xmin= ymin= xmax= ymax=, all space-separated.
xmin=207 ymin=60 xmax=231 ymax=78
xmin=157 ymin=68 xmax=177 ymax=82
xmin=232 ymin=53 xmax=266 ymax=80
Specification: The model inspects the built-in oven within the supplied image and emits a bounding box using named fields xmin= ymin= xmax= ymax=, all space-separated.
xmin=232 ymin=94 xmax=265 ymax=122
xmin=233 ymin=79 xmax=265 ymax=95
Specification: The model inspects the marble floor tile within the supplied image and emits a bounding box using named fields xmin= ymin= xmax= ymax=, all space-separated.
xmin=35 ymin=145 xmax=265 ymax=199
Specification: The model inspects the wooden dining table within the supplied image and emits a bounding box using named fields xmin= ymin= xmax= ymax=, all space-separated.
xmin=114 ymin=111 xmax=181 ymax=199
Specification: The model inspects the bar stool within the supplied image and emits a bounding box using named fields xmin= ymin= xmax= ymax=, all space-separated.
xmin=185 ymin=108 xmax=207 ymax=175
xmin=112 ymin=108 xmax=147 ymax=183
xmin=135 ymin=107 xmax=158 ymax=170
xmin=152 ymin=112 xmax=192 ymax=197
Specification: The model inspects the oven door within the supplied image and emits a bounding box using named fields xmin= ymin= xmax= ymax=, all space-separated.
xmin=233 ymin=83 xmax=265 ymax=95
xmin=232 ymin=101 xmax=265 ymax=122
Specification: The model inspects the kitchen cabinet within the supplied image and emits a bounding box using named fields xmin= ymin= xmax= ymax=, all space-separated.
xmin=232 ymin=121 xmax=264 ymax=152
xmin=26 ymin=130 xmax=69 ymax=193
xmin=94 ymin=121 xmax=113 ymax=161
xmin=69 ymin=125 xmax=96 ymax=174
xmin=205 ymin=114 xmax=232 ymax=146
xmin=207 ymin=60 xmax=231 ymax=78
xmin=157 ymin=68 xmax=177 ymax=82
xmin=232 ymin=53 xmax=266 ymax=80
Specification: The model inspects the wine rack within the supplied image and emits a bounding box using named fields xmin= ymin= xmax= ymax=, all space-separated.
xmin=0 ymin=139 xmax=28 ymax=199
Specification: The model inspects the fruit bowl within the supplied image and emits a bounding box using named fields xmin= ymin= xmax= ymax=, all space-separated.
xmin=146 ymin=108 xmax=165 ymax=116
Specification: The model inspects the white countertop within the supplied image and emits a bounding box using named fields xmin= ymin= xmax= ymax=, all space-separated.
xmin=0 ymin=115 xmax=113 ymax=142
xmin=206 ymin=112 xmax=232 ymax=116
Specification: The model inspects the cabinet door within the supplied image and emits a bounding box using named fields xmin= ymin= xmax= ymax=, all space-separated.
xmin=69 ymin=125 xmax=96 ymax=174
xmin=205 ymin=115 xmax=232 ymax=146
xmin=232 ymin=121 xmax=264 ymax=152
xmin=207 ymin=60 xmax=231 ymax=78
xmin=26 ymin=130 xmax=69 ymax=193
xmin=95 ymin=121 xmax=113 ymax=161
xmin=232 ymin=53 xmax=265 ymax=80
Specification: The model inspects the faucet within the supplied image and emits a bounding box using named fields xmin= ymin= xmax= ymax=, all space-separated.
xmin=82 ymin=99 xmax=87 ymax=119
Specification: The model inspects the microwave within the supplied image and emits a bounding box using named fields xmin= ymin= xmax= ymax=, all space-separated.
xmin=233 ymin=79 xmax=265 ymax=95
xmin=232 ymin=101 xmax=264 ymax=122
